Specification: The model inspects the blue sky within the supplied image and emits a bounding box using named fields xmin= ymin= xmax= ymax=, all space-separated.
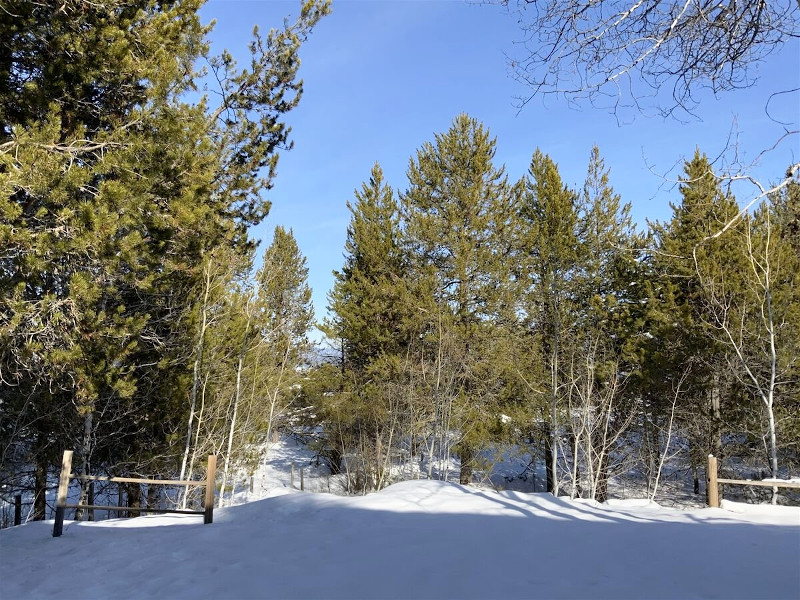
xmin=201 ymin=0 xmax=800 ymax=336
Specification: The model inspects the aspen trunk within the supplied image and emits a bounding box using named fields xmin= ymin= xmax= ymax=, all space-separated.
xmin=219 ymin=313 xmax=251 ymax=508
xmin=180 ymin=263 xmax=212 ymax=507
xmin=75 ymin=409 xmax=93 ymax=520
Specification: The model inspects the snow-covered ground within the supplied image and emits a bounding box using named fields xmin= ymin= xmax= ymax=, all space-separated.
xmin=1 ymin=437 xmax=798 ymax=599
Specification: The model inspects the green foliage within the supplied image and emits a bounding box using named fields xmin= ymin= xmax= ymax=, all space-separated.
xmin=648 ymin=151 xmax=747 ymax=465
xmin=0 ymin=0 xmax=328 ymax=502
xmin=403 ymin=114 xmax=516 ymax=323
xmin=319 ymin=133 xmax=797 ymax=496
xmin=325 ymin=163 xmax=416 ymax=370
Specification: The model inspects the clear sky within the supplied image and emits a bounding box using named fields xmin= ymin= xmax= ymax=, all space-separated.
xmin=201 ymin=0 xmax=800 ymax=337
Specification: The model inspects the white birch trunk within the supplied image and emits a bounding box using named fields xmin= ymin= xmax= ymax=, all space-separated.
xmin=180 ymin=263 xmax=212 ymax=508
xmin=219 ymin=310 xmax=251 ymax=508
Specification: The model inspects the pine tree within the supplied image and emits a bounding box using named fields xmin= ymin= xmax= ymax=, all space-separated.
xmin=516 ymin=149 xmax=579 ymax=495
xmin=402 ymin=114 xmax=517 ymax=484
xmin=703 ymin=199 xmax=800 ymax=495
xmin=322 ymin=164 xmax=431 ymax=489
xmin=326 ymin=164 xmax=412 ymax=369
xmin=650 ymin=150 xmax=745 ymax=494
xmin=255 ymin=226 xmax=315 ymax=444
xmin=568 ymin=146 xmax=643 ymax=501
xmin=0 ymin=0 xmax=329 ymax=514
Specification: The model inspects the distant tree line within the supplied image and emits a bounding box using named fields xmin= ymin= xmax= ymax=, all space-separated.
xmin=314 ymin=114 xmax=799 ymax=502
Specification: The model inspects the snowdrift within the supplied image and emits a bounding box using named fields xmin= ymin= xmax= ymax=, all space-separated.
xmin=1 ymin=480 xmax=798 ymax=599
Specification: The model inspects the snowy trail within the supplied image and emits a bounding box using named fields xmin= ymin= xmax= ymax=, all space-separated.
xmin=1 ymin=479 xmax=798 ymax=600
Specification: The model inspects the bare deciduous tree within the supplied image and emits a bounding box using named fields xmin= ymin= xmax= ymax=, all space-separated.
xmin=498 ymin=0 xmax=799 ymax=116
xmin=497 ymin=0 xmax=800 ymax=237
xmin=696 ymin=202 xmax=799 ymax=502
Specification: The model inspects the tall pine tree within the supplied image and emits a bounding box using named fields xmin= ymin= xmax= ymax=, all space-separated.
xmin=402 ymin=114 xmax=517 ymax=484
xmin=515 ymin=149 xmax=579 ymax=495
xmin=0 ymin=0 xmax=328 ymax=515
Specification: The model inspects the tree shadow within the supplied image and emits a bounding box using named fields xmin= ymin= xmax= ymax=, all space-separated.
xmin=2 ymin=483 xmax=797 ymax=600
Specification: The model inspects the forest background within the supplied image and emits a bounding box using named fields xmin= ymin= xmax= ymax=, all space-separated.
xmin=1 ymin=0 xmax=798 ymax=524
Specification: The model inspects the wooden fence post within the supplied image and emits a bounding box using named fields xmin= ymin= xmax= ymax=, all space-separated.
xmin=291 ymin=463 xmax=295 ymax=489
xmin=204 ymin=455 xmax=216 ymax=525
xmin=300 ymin=468 xmax=304 ymax=491
xmin=88 ymin=482 xmax=95 ymax=521
xmin=14 ymin=495 xmax=21 ymax=526
xmin=53 ymin=450 xmax=73 ymax=537
xmin=707 ymin=454 xmax=720 ymax=508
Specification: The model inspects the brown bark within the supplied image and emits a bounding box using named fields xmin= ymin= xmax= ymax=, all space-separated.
xmin=126 ymin=483 xmax=141 ymax=518
xmin=595 ymin=452 xmax=610 ymax=503
xmin=146 ymin=484 xmax=160 ymax=515
xmin=33 ymin=454 xmax=48 ymax=520
xmin=544 ymin=424 xmax=555 ymax=493
xmin=459 ymin=443 xmax=473 ymax=485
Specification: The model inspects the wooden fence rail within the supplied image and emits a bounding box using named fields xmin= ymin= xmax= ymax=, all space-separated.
xmin=706 ymin=454 xmax=800 ymax=508
xmin=53 ymin=450 xmax=217 ymax=537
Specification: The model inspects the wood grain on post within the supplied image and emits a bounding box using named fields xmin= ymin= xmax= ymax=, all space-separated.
xmin=300 ymin=468 xmax=304 ymax=491
xmin=14 ymin=495 xmax=21 ymax=526
xmin=204 ymin=455 xmax=216 ymax=525
xmin=707 ymin=454 xmax=720 ymax=508
xmin=53 ymin=450 xmax=73 ymax=537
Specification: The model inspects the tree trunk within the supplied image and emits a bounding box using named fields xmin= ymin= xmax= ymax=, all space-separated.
xmin=33 ymin=452 xmax=48 ymax=521
xmin=180 ymin=263 xmax=211 ymax=507
xmin=766 ymin=398 xmax=779 ymax=504
xmin=458 ymin=442 xmax=473 ymax=485
xmin=75 ymin=409 xmax=93 ymax=520
xmin=595 ymin=452 xmax=609 ymax=503
xmin=550 ymin=274 xmax=561 ymax=498
xmin=569 ymin=431 xmax=581 ymax=499
xmin=219 ymin=312 xmax=251 ymax=508
xmin=709 ymin=373 xmax=722 ymax=458
xmin=544 ymin=423 xmax=555 ymax=493
xmin=126 ymin=483 xmax=141 ymax=518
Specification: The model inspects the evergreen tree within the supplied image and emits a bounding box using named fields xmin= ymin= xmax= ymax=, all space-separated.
xmin=567 ymin=146 xmax=643 ymax=501
xmin=402 ymin=114 xmax=517 ymax=484
xmin=0 ymin=0 xmax=328 ymax=515
xmin=322 ymin=164 xmax=432 ymax=488
xmin=650 ymin=150 xmax=745 ymax=493
xmin=517 ymin=149 xmax=579 ymax=495
xmin=325 ymin=164 xmax=413 ymax=370
xmin=704 ymin=199 xmax=800 ymax=492
xmin=254 ymin=226 xmax=315 ymax=445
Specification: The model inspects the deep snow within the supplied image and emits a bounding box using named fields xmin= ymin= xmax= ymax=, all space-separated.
xmin=1 ymin=477 xmax=798 ymax=600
